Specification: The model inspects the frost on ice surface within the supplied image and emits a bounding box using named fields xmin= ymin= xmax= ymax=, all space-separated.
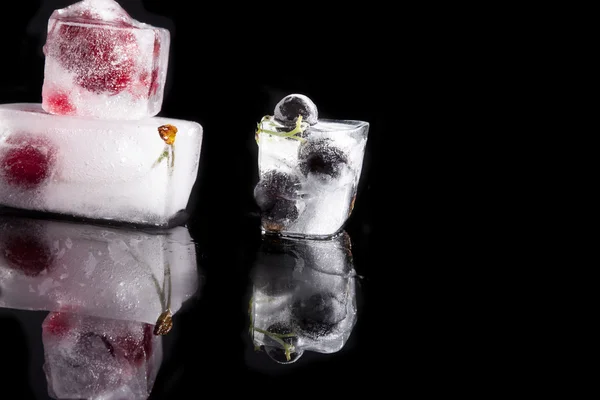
xmin=0 ymin=216 xmax=200 ymax=325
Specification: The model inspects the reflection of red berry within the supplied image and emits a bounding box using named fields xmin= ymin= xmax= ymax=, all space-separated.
xmin=115 ymin=323 xmax=154 ymax=366
xmin=56 ymin=24 xmax=137 ymax=94
xmin=43 ymin=312 xmax=72 ymax=337
xmin=45 ymin=91 xmax=75 ymax=115
xmin=2 ymin=233 xmax=54 ymax=277
xmin=1 ymin=136 xmax=55 ymax=189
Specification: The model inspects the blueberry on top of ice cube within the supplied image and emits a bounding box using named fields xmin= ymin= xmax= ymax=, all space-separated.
xmin=274 ymin=94 xmax=319 ymax=126
xmin=298 ymin=138 xmax=348 ymax=180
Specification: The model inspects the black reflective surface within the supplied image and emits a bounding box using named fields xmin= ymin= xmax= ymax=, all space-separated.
xmin=1 ymin=1 xmax=387 ymax=397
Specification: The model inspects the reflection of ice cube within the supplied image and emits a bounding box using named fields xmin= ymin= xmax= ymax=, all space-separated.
xmin=256 ymin=119 xmax=368 ymax=238
xmin=0 ymin=103 xmax=202 ymax=225
xmin=42 ymin=312 xmax=162 ymax=400
xmin=249 ymin=232 xmax=358 ymax=362
xmin=0 ymin=215 xmax=199 ymax=325
xmin=42 ymin=0 xmax=170 ymax=119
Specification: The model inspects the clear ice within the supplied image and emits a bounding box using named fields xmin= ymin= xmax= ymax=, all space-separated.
xmin=249 ymin=232 xmax=358 ymax=363
xmin=0 ymin=104 xmax=203 ymax=225
xmin=0 ymin=215 xmax=199 ymax=326
xmin=43 ymin=312 xmax=162 ymax=399
xmin=41 ymin=0 xmax=170 ymax=119
xmin=255 ymin=94 xmax=369 ymax=238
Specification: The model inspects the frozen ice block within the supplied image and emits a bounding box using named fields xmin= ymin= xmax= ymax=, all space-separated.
xmin=249 ymin=232 xmax=357 ymax=363
xmin=0 ymin=103 xmax=203 ymax=226
xmin=254 ymin=94 xmax=369 ymax=238
xmin=41 ymin=0 xmax=170 ymax=119
xmin=0 ymin=215 xmax=199 ymax=327
xmin=43 ymin=313 xmax=162 ymax=399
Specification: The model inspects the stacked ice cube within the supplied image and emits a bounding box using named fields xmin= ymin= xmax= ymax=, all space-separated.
xmin=0 ymin=0 xmax=203 ymax=226
xmin=254 ymin=94 xmax=369 ymax=238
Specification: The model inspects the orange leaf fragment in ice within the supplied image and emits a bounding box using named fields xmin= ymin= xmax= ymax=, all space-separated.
xmin=158 ymin=124 xmax=177 ymax=145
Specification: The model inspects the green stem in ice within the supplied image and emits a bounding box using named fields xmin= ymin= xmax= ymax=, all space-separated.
xmin=253 ymin=327 xmax=297 ymax=362
xmin=255 ymin=115 xmax=308 ymax=143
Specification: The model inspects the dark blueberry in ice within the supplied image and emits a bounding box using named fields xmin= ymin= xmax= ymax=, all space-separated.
xmin=263 ymin=200 xmax=299 ymax=225
xmin=291 ymin=293 xmax=346 ymax=339
xmin=274 ymin=94 xmax=319 ymax=126
xmin=263 ymin=322 xmax=302 ymax=364
xmin=298 ymin=138 xmax=348 ymax=180
xmin=254 ymin=171 xmax=302 ymax=229
xmin=254 ymin=170 xmax=302 ymax=205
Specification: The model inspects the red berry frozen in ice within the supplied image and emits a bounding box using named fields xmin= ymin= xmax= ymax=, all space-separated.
xmin=45 ymin=91 xmax=76 ymax=115
xmin=55 ymin=24 xmax=138 ymax=95
xmin=2 ymin=233 xmax=54 ymax=277
xmin=1 ymin=136 xmax=56 ymax=189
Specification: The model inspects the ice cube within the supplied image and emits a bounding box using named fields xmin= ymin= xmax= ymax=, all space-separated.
xmin=42 ymin=312 xmax=162 ymax=399
xmin=249 ymin=232 xmax=358 ymax=363
xmin=255 ymin=94 xmax=369 ymax=238
xmin=0 ymin=103 xmax=202 ymax=226
xmin=41 ymin=0 xmax=170 ymax=119
xmin=0 ymin=215 xmax=199 ymax=326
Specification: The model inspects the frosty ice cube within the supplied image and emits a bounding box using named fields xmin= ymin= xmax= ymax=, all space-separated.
xmin=41 ymin=0 xmax=170 ymax=119
xmin=42 ymin=313 xmax=162 ymax=399
xmin=254 ymin=94 xmax=369 ymax=238
xmin=249 ymin=232 xmax=357 ymax=363
xmin=0 ymin=103 xmax=202 ymax=226
xmin=0 ymin=215 xmax=199 ymax=328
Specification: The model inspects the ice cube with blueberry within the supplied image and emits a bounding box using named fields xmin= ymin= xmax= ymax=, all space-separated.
xmin=0 ymin=103 xmax=202 ymax=226
xmin=254 ymin=94 xmax=369 ymax=238
xmin=42 ymin=312 xmax=162 ymax=399
xmin=0 ymin=215 xmax=199 ymax=329
xmin=249 ymin=232 xmax=357 ymax=363
xmin=41 ymin=0 xmax=170 ymax=119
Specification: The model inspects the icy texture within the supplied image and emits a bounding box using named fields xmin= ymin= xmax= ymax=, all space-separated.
xmin=41 ymin=0 xmax=170 ymax=119
xmin=43 ymin=312 xmax=162 ymax=399
xmin=0 ymin=216 xmax=199 ymax=325
xmin=256 ymin=118 xmax=368 ymax=238
xmin=0 ymin=103 xmax=203 ymax=225
xmin=249 ymin=232 xmax=357 ymax=363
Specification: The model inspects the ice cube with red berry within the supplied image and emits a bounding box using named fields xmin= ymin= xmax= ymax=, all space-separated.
xmin=41 ymin=0 xmax=170 ymax=119
xmin=42 ymin=312 xmax=162 ymax=399
xmin=0 ymin=103 xmax=203 ymax=225
xmin=0 ymin=215 xmax=199 ymax=325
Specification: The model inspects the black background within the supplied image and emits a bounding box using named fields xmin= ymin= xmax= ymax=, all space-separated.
xmin=0 ymin=1 xmax=394 ymax=397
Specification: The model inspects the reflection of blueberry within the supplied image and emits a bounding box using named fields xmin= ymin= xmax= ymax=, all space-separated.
xmin=254 ymin=171 xmax=301 ymax=228
xmin=291 ymin=293 xmax=345 ymax=339
xmin=274 ymin=94 xmax=318 ymax=126
xmin=263 ymin=322 xmax=302 ymax=364
xmin=253 ymin=240 xmax=299 ymax=296
xmin=298 ymin=139 xmax=348 ymax=180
